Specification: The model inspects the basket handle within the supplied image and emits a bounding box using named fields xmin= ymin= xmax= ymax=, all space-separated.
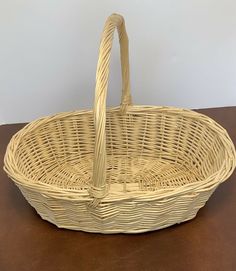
xmin=89 ymin=13 xmax=132 ymax=199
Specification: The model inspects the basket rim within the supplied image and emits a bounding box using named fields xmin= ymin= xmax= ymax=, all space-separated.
xmin=4 ymin=105 xmax=236 ymax=201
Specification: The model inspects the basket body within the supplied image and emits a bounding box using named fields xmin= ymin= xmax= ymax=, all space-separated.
xmin=4 ymin=106 xmax=235 ymax=233
xmin=4 ymin=14 xmax=236 ymax=233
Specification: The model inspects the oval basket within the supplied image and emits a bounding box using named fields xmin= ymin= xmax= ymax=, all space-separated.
xmin=4 ymin=14 xmax=236 ymax=233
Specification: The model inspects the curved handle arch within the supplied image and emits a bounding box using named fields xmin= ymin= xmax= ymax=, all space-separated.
xmin=89 ymin=14 xmax=132 ymax=199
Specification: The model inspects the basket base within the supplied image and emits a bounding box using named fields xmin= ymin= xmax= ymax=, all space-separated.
xmin=38 ymin=209 xmax=199 ymax=234
xmin=38 ymin=156 xmax=202 ymax=192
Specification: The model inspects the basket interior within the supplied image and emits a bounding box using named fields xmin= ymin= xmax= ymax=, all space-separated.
xmin=14 ymin=109 xmax=225 ymax=192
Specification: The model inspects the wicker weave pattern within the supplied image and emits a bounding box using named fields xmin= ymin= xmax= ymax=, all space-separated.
xmin=4 ymin=14 xmax=236 ymax=233
xmin=92 ymin=13 xmax=131 ymax=200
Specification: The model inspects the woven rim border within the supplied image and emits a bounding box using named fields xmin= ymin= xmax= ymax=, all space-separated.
xmin=4 ymin=105 xmax=236 ymax=202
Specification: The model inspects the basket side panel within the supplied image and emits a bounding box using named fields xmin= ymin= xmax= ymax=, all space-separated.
xmin=17 ymin=184 xmax=216 ymax=233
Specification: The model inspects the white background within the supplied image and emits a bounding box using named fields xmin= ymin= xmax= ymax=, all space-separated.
xmin=1 ymin=0 xmax=236 ymax=124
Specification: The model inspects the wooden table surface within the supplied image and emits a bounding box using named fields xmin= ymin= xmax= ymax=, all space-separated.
xmin=1 ymin=107 xmax=236 ymax=271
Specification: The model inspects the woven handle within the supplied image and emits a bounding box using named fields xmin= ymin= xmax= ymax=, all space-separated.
xmin=89 ymin=13 xmax=132 ymax=199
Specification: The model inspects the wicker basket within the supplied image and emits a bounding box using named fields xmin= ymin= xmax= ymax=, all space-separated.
xmin=4 ymin=14 xmax=236 ymax=233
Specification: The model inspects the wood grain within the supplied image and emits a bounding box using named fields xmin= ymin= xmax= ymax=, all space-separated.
xmin=1 ymin=107 xmax=236 ymax=271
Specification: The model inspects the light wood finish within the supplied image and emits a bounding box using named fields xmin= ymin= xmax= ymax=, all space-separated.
xmin=91 ymin=13 xmax=131 ymax=200
xmin=4 ymin=14 xmax=236 ymax=233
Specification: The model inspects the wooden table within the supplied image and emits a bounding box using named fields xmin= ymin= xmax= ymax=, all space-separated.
xmin=1 ymin=107 xmax=236 ymax=271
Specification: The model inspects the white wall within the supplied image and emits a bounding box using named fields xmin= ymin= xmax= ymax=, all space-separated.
xmin=1 ymin=0 xmax=236 ymax=124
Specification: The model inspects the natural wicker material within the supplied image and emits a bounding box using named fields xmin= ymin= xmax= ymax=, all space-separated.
xmin=4 ymin=14 xmax=236 ymax=233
